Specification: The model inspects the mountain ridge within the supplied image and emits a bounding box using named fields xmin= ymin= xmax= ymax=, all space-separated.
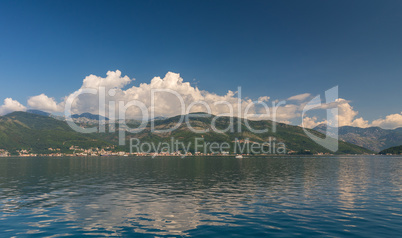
xmin=71 ymin=113 xmax=109 ymax=121
xmin=314 ymin=124 xmax=402 ymax=152
xmin=0 ymin=112 xmax=374 ymax=155
xmin=0 ymin=111 xmax=111 ymax=155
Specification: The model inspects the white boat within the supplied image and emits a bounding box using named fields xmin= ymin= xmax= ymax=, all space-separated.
xmin=235 ymin=155 xmax=243 ymax=159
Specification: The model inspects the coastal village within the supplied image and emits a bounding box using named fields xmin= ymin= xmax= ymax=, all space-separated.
xmin=0 ymin=146 xmax=331 ymax=157
xmin=0 ymin=147 xmax=234 ymax=157
xmin=0 ymin=149 xmax=231 ymax=157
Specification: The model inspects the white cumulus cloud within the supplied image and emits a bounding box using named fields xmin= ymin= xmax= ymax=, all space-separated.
xmin=61 ymin=71 xmax=266 ymax=120
xmin=336 ymin=98 xmax=369 ymax=127
xmin=372 ymin=113 xmax=402 ymax=129
xmin=82 ymin=70 xmax=131 ymax=89
xmin=301 ymin=98 xmax=370 ymax=128
xmin=0 ymin=98 xmax=27 ymax=116
xmin=302 ymin=116 xmax=327 ymax=129
xmin=11 ymin=69 xmax=402 ymax=130
xmin=28 ymin=94 xmax=63 ymax=112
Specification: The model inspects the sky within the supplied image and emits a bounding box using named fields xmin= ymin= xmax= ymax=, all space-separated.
xmin=0 ymin=0 xmax=402 ymax=128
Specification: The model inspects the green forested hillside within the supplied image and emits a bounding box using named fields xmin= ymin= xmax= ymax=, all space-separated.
xmin=379 ymin=145 xmax=402 ymax=155
xmin=115 ymin=114 xmax=372 ymax=154
xmin=0 ymin=112 xmax=373 ymax=155
xmin=0 ymin=112 xmax=111 ymax=154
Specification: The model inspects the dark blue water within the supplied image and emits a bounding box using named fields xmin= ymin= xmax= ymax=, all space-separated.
xmin=0 ymin=156 xmax=401 ymax=237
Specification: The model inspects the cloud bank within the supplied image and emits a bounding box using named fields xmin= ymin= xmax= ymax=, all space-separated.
xmin=0 ymin=70 xmax=401 ymax=130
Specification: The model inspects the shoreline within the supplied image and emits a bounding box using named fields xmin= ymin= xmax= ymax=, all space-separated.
xmin=0 ymin=153 xmax=388 ymax=159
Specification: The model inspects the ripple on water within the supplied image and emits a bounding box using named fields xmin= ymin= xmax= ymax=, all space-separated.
xmin=0 ymin=156 xmax=402 ymax=237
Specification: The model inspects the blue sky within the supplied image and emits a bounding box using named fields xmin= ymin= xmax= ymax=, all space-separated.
xmin=0 ymin=0 xmax=401 ymax=123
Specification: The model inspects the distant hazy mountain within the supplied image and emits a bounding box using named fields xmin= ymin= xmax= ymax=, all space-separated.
xmin=0 ymin=112 xmax=372 ymax=155
xmin=314 ymin=124 xmax=402 ymax=152
xmin=71 ymin=113 xmax=109 ymax=121
xmin=25 ymin=110 xmax=109 ymax=121
xmin=26 ymin=109 xmax=51 ymax=117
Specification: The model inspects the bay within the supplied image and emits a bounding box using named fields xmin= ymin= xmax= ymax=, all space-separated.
xmin=0 ymin=156 xmax=401 ymax=237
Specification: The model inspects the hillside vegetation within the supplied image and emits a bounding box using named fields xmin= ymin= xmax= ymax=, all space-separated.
xmin=0 ymin=112 xmax=373 ymax=155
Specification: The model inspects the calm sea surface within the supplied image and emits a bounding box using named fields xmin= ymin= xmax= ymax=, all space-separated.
xmin=0 ymin=156 xmax=401 ymax=237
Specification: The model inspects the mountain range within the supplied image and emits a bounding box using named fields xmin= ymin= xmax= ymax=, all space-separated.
xmin=313 ymin=124 xmax=402 ymax=152
xmin=0 ymin=111 xmax=372 ymax=155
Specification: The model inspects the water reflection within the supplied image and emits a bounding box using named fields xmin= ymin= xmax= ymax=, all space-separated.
xmin=1 ymin=156 xmax=402 ymax=236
